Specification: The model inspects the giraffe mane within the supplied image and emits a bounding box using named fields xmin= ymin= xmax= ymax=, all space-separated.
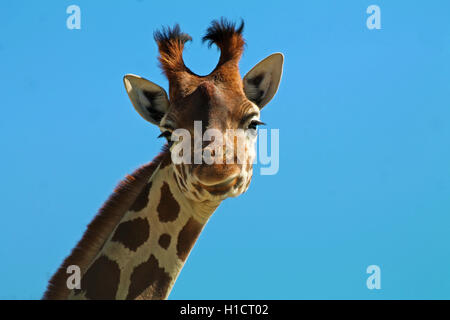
xmin=42 ymin=145 xmax=171 ymax=300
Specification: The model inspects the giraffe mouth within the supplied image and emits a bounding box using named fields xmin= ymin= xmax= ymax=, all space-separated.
xmin=197 ymin=175 xmax=239 ymax=194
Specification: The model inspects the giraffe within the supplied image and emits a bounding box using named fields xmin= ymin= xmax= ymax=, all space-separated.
xmin=43 ymin=18 xmax=283 ymax=300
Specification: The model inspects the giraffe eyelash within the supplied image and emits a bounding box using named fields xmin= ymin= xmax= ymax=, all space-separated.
xmin=248 ymin=120 xmax=266 ymax=130
xmin=158 ymin=131 xmax=172 ymax=139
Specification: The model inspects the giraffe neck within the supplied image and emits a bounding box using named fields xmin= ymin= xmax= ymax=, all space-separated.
xmin=44 ymin=148 xmax=220 ymax=300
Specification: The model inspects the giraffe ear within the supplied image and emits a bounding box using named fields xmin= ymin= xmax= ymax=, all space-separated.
xmin=243 ymin=53 xmax=284 ymax=109
xmin=123 ymin=74 xmax=169 ymax=125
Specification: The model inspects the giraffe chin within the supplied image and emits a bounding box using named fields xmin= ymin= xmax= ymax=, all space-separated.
xmin=190 ymin=172 xmax=249 ymax=200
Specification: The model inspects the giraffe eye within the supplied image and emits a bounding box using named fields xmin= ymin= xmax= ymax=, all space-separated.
xmin=248 ymin=120 xmax=266 ymax=130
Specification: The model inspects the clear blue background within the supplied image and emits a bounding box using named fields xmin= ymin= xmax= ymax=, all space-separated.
xmin=1 ymin=0 xmax=449 ymax=299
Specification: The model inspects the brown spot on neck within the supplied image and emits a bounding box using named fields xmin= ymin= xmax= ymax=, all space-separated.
xmin=158 ymin=234 xmax=171 ymax=250
xmin=126 ymin=254 xmax=172 ymax=300
xmin=157 ymin=182 xmax=180 ymax=222
xmin=176 ymin=217 xmax=204 ymax=261
xmin=78 ymin=255 xmax=121 ymax=300
xmin=111 ymin=218 xmax=150 ymax=252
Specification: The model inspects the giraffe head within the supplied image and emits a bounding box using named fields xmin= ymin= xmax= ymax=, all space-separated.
xmin=123 ymin=19 xmax=283 ymax=202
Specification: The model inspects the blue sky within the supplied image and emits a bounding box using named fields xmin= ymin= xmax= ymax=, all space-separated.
xmin=1 ymin=0 xmax=450 ymax=299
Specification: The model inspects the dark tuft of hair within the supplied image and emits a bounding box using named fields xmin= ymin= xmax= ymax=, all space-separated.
xmin=154 ymin=24 xmax=192 ymax=50
xmin=202 ymin=18 xmax=244 ymax=48
xmin=153 ymin=24 xmax=193 ymax=79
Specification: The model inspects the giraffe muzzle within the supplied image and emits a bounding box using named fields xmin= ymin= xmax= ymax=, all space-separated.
xmin=193 ymin=163 xmax=242 ymax=193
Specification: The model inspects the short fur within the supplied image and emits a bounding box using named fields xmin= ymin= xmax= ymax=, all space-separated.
xmin=43 ymin=146 xmax=170 ymax=300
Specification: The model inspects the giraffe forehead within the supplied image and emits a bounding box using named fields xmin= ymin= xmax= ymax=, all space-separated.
xmin=165 ymin=80 xmax=250 ymax=129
